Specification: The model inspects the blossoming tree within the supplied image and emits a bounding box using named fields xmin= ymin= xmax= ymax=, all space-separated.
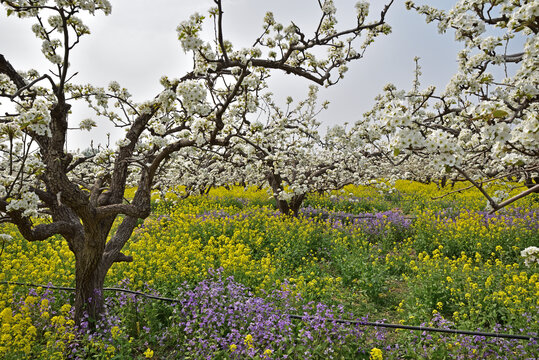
xmin=231 ymin=86 xmax=385 ymax=215
xmin=360 ymin=0 xmax=538 ymax=211
xmin=0 ymin=0 xmax=393 ymax=323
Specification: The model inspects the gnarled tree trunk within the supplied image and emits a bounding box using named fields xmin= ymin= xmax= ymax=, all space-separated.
xmin=70 ymin=214 xmax=143 ymax=325
xmin=74 ymin=253 xmax=107 ymax=325
xmin=267 ymin=171 xmax=306 ymax=217
xmin=72 ymin=230 xmax=108 ymax=325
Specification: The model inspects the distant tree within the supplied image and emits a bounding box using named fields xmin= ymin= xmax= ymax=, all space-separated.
xmin=0 ymin=0 xmax=393 ymax=324
xmin=231 ymin=86 xmax=384 ymax=216
xmin=155 ymin=145 xmax=246 ymax=198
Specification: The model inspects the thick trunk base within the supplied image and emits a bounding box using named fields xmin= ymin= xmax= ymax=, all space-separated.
xmin=74 ymin=256 xmax=107 ymax=327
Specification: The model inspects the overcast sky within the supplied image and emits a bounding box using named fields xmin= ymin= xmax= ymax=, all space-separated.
xmin=0 ymin=0 xmax=461 ymax=150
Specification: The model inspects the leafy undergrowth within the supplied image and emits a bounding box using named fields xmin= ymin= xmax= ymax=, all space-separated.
xmin=1 ymin=182 xmax=538 ymax=359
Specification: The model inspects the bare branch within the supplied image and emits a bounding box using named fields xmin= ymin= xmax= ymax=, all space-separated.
xmin=491 ymin=184 xmax=539 ymax=214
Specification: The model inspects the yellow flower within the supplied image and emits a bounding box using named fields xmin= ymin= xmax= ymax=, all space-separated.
xmin=111 ymin=326 xmax=121 ymax=339
xmin=40 ymin=298 xmax=49 ymax=310
xmin=0 ymin=308 xmax=12 ymax=323
xmin=229 ymin=344 xmax=237 ymax=352
xmin=263 ymin=348 xmax=273 ymax=358
xmin=106 ymin=345 xmax=116 ymax=356
xmin=27 ymin=325 xmax=37 ymax=337
xmin=370 ymin=347 xmax=383 ymax=360
xmin=24 ymin=296 xmax=37 ymax=306
xmin=143 ymin=348 xmax=154 ymax=358
xmin=244 ymin=334 xmax=254 ymax=349
xmin=60 ymin=304 xmax=71 ymax=315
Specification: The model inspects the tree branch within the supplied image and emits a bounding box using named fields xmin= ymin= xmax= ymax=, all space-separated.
xmin=491 ymin=184 xmax=539 ymax=214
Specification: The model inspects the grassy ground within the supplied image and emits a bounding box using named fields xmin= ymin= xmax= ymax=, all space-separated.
xmin=1 ymin=181 xmax=538 ymax=359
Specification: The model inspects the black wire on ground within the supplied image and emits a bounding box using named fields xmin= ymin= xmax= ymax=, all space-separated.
xmin=1 ymin=280 xmax=538 ymax=342
xmin=288 ymin=314 xmax=538 ymax=341
xmin=0 ymin=281 xmax=180 ymax=303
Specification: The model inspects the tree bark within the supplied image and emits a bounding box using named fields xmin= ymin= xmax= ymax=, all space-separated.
xmin=289 ymin=194 xmax=305 ymax=217
xmin=72 ymin=229 xmax=108 ymax=326
xmin=276 ymin=198 xmax=291 ymax=215
xmin=274 ymin=194 xmax=305 ymax=217
xmin=74 ymin=255 xmax=106 ymax=326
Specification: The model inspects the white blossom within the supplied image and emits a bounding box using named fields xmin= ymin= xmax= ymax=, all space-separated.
xmin=79 ymin=118 xmax=97 ymax=131
xmin=521 ymin=246 xmax=539 ymax=267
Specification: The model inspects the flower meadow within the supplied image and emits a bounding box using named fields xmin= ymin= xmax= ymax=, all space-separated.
xmin=0 ymin=181 xmax=538 ymax=359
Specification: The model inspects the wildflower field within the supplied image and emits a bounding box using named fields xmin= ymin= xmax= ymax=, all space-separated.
xmin=0 ymin=181 xmax=538 ymax=359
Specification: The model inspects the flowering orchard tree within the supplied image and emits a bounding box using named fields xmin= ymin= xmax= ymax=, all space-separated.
xmin=230 ymin=86 xmax=385 ymax=215
xmin=0 ymin=0 xmax=393 ymax=323
xmin=360 ymin=0 xmax=538 ymax=212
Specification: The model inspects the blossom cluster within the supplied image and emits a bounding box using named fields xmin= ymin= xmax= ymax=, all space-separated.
xmin=521 ymin=246 xmax=539 ymax=267
xmin=359 ymin=0 xmax=538 ymax=198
